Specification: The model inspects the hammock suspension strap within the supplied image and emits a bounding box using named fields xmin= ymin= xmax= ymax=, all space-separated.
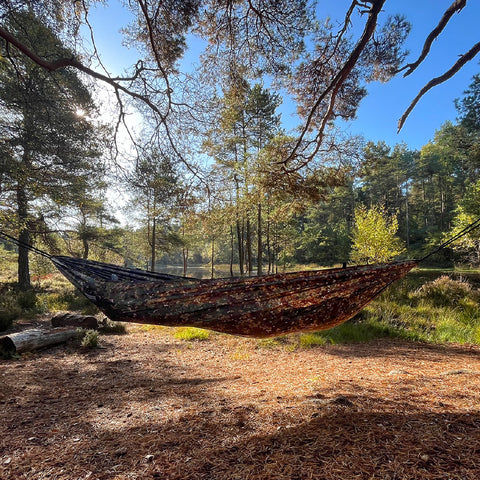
xmin=418 ymin=217 xmax=480 ymax=264
xmin=0 ymin=230 xmax=52 ymax=259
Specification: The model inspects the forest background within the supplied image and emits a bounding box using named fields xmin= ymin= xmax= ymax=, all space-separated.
xmin=1 ymin=0 xmax=480 ymax=290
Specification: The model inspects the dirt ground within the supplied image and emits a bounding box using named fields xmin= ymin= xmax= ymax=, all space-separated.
xmin=1 ymin=322 xmax=480 ymax=480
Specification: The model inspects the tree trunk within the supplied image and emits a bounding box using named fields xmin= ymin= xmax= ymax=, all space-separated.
xmin=230 ymin=225 xmax=234 ymax=277
xmin=257 ymin=203 xmax=262 ymax=276
xmin=182 ymin=246 xmax=188 ymax=277
xmin=16 ymin=183 xmax=31 ymax=290
xmin=51 ymin=312 xmax=98 ymax=330
xmin=82 ymin=234 xmax=89 ymax=260
xmin=236 ymin=219 xmax=244 ymax=275
xmin=246 ymin=217 xmax=252 ymax=275
xmin=405 ymin=186 xmax=410 ymax=248
xmin=151 ymin=216 xmax=156 ymax=272
xmin=0 ymin=328 xmax=77 ymax=356
xmin=211 ymin=238 xmax=215 ymax=279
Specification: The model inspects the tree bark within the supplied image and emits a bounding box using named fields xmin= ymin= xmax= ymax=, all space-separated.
xmin=16 ymin=183 xmax=31 ymax=290
xmin=230 ymin=225 xmax=234 ymax=277
xmin=257 ymin=203 xmax=262 ymax=276
xmin=246 ymin=217 xmax=252 ymax=275
xmin=210 ymin=238 xmax=215 ymax=279
xmin=236 ymin=219 xmax=244 ymax=275
xmin=151 ymin=216 xmax=156 ymax=272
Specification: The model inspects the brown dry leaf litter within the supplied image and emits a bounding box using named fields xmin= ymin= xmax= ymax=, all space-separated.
xmin=1 ymin=325 xmax=480 ymax=479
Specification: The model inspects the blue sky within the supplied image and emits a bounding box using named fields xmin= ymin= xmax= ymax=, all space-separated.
xmin=88 ymin=0 xmax=480 ymax=151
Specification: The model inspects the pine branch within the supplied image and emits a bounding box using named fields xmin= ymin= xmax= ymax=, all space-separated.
xmin=398 ymin=0 xmax=467 ymax=77
xmin=398 ymin=41 xmax=480 ymax=132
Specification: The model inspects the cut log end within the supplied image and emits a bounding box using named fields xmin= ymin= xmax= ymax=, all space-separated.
xmin=0 ymin=336 xmax=16 ymax=356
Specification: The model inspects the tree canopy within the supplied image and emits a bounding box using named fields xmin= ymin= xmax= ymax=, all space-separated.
xmin=0 ymin=0 xmax=478 ymax=173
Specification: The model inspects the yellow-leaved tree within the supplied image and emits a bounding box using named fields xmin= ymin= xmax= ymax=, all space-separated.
xmin=350 ymin=205 xmax=405 ymax=265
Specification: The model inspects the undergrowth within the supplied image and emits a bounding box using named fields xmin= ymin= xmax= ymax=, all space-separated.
xmin=308 ymin=270 xmax=480 ymax=346
xmin=0 ymin=273 xmax=98 ymax=331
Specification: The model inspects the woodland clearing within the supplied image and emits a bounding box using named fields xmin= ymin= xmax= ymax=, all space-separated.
xmin=1 ymin=319 xmax=480 ymax=480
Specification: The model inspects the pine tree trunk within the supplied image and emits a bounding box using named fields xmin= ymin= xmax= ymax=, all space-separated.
xmin=16 ymin=183 xmax=31 ymax=290
xmin=257 ymin=203 xmax=262 ymax=276
xmin=182 ymin=247 xmax=188 ymax=276
xmin=236 ymin=219 xmax=244 ymax=275
xmin=0 ymin=328 xmax=77 ymax=356
xmin=151 ymin=216 xmax=156 ymax=273
xmin=246 ymin=217 xmax=252 ymax=275
xmin=82 ymin=235 xmax=89 ymax=259
xmin=230 ymin=225 xmax=234 ymax=277
xmin=211 ymin=238 xmax=215 ymax=279
xmin=405 ymin=187 xmax=410 ymax=248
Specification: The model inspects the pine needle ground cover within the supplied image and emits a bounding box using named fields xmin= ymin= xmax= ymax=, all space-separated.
xmin=2 ymin=325 xmax=480 ymax=480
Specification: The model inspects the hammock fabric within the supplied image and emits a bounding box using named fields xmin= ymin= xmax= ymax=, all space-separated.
xmin=50 ymin=255 xmax=417 ymax=338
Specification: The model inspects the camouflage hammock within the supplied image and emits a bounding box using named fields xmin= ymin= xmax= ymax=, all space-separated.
xmin=1 ymin=219 xmax=479 ymax=338
xmin=51 ymin=255 xmax=416 ymax=337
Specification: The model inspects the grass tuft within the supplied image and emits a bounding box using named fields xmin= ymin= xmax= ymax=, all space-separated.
xmin=173 ymin=327 xmax=210 ymax=341
xmin=77 ymin=328 xmax=99 ymax=348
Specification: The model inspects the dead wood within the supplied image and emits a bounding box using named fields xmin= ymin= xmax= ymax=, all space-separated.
xmin=0 ymin=327 xmax=77 ymax=355
xmin=51 ymin=312 xmax=98 ymax=330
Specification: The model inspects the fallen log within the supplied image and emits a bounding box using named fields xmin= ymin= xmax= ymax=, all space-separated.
xmin=51 ymin=312 xmax=98 ymax=330
xmin=0 ymin=327 xmax=77 ymax=356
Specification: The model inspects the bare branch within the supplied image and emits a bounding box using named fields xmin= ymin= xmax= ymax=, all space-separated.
xmin=398 ymin=41 xmax=480 ymax=132
xmin=285 ymin=0 xmax=386 ymax=165
xmin=0 ymin=24 xmax=168 ymax=121
xmin=398 ymin=0 xmax=467 ymax=77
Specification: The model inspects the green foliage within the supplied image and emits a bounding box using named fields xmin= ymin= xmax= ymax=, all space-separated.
xmin=173 ymin=327 xmax=210 ymax=341
xmin=455 ymin=73 xmax=480 ymax=131
xmin=42 ymin=289 xmax=97 ymax=314
xmin=0 ymin=11 xmax=107 ymax=287
xmin=0 ymin=307 xmax=17 ymax=331
xmin=77 ymin=329 xmax=99 ymax=348
xmin=350 ymin=205 xmax=405 ymax=264
xmin=299 ymin=320 xmax=399 ymax=346
xmin=0 ymin=284 xmax=46 ymax=330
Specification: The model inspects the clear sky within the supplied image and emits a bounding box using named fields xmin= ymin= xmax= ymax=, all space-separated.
xmin=87 ymin=0 xmax=480 ymax=152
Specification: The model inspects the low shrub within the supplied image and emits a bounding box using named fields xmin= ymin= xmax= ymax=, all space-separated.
xmin=77 ymin=328 xmax=99 ymax=348
xmin=0 ymin=284 xmax=47 ymax=330
xmin=0 ymin=310 xmax=16 ymax=332
xmin=411 ymin=275 xmax=473 ymax=307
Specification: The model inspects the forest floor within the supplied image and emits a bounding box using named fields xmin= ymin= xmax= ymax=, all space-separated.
xmin=2 ymin=319 xmax=480 ymax=480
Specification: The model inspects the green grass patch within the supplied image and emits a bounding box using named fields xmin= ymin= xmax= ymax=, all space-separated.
xmin=173 ymin=327 xmax=210 ymax=341
xmin=137 ymin=324 xmax=167 ymax=333
xmin=299 ymin=318 xmax=401 ymax=346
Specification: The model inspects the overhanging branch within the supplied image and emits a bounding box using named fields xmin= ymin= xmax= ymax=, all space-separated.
xmin=398 ymin=41 xmax=480 ymax=132
xmin=284 ymin=0 xmax=386 ymax=166
xmin=398 ymin=0 xmax=467 ymax=77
